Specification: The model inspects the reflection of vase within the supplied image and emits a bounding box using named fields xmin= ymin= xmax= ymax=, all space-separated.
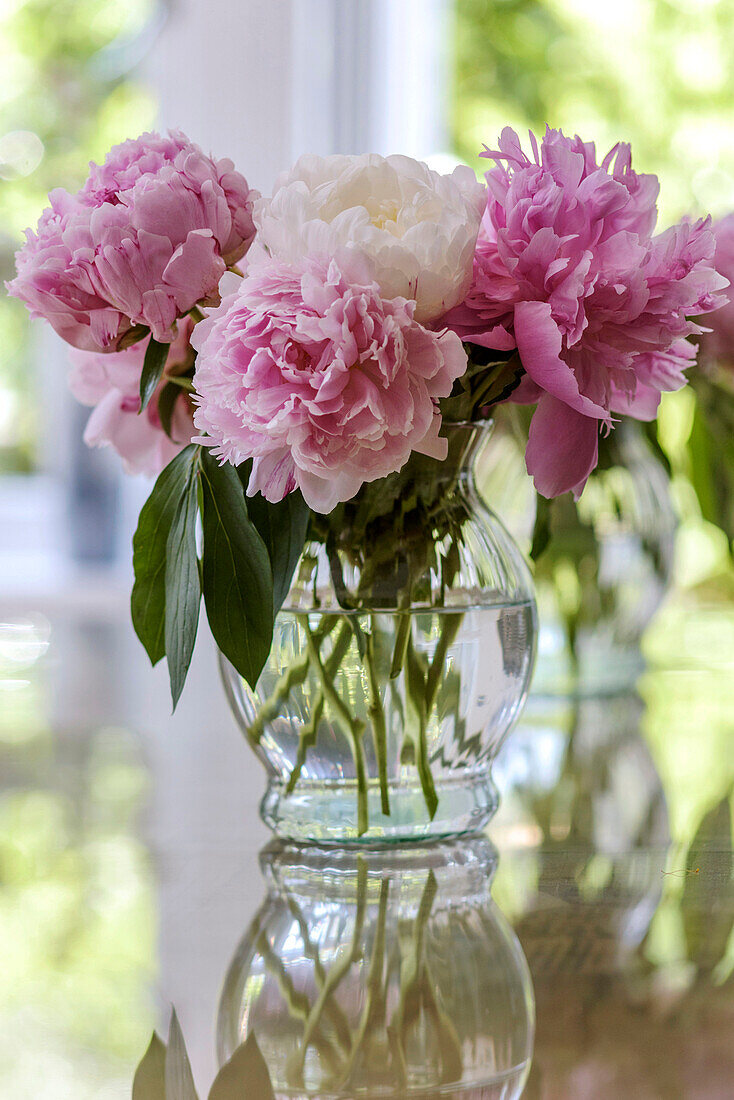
xmin=217 ymin=838 xmax=535 ymax=1098
xmin=222 ymin=422 xmax=536 ymax=843
xmin=495 ymin=691 xmax=670 ymax=969
xmin=479 ymin=419 xmax=676 ymax=697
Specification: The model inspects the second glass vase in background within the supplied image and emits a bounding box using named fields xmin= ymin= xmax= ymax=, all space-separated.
xmin=222 ymin=422 xmax=537 ymax=843
xmin=479 ymin=418 xmax=676 ymax=697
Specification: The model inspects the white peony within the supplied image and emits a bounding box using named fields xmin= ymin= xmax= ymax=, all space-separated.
xmin=252 ymin=153 xmax=485 ymax=323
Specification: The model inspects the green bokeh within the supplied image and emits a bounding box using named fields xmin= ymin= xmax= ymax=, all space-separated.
xmin=0 ymin=0 xmax=156 ymax=472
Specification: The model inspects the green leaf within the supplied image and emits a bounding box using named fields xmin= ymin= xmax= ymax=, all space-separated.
xmin=164 ymin=450 xmax=202 ymax=707
xmin=158 ymin=382 xmax=181 ymax=441
xmin=166 ymin=1010 xmax=200 ymax=1100
xmin=200 ymin=450 xmax=274 ymax=691
xmin=133 ymin=1032 xmax=167 ymax=1100
xmin=236 ymin=463 xmax=310 ymax=613
xmin=208 ymin=1034 xmax=275 ymax=1100
xmin=132 ymin=446 xmax=199 ymax=666
xmin=530 ymin=494 xmax=552 ymax=562
xmin=140 ymin=337 xmax=170 ymax=412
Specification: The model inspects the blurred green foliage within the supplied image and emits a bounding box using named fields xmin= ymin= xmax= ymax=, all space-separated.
xmin=453 ymin=0 xmax=734 ymax=224
xmin=0 ymin=0 xmax=156 ymax=472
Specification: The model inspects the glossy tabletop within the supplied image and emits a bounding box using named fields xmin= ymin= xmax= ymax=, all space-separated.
xmin=1 ymin=572 xmax=733 ymax=1098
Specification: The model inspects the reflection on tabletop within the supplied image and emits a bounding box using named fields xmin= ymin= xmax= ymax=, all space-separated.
xmin=217 ymin=838 xmax=534 ymax=1099
xmin=1 ymin=607 xmax=734 ymax=1097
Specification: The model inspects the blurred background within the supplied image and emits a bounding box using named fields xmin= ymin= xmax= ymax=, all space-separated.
xmin=1 ymin=0 xmax=733 ymax=1095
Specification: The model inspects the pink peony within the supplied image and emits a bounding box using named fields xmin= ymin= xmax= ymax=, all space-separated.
xmin=7 ymin=131 xmax=258 ymax=353
xmin=443 ymin=127 xmax=728 ymax=497
xmin=698 ymin=213 xmax=734 ymax=368
xmin=69 ymin=318 xmax=196 ymax=476
xmin=191 ymin=255 xmax=467 ymax=512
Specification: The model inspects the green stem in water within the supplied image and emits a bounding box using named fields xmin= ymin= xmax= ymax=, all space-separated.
xmin=300 ymin=616 xmax=369 ymax=835
xmin=286 ymin=622 xmax=352 ymax=793
xmin=247 ymin=615 xmax=338 ymax=745
xmin=366 ymin=622 xmax=390 ymax=816
xmin=404 ymin=637 xmax=438 ymax=820
xmin=286 ymin=695 xmax=324 ymax=795
xmin=389 ymin=610 xmax=411 ymax=680
xmin=424 ymin=612 xmax=463 ymax=714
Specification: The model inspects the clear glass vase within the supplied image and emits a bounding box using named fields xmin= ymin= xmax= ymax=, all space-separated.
xmin=217 ymin=838 xmax=535 ymax=1099
xmin=478 ymin=419 xmax=676 ymax=697
xmin=221 ymin=422 xmax=537 ymax=843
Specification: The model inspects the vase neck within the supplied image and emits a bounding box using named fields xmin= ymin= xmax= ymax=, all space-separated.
xmin=419 ymin=419 xmax=494 ymax=490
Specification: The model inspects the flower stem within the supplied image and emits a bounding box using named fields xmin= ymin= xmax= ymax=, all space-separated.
xmin=425 ymin=612 xmax=463 ymax=714
xmin=164 ymin=375 xmax=194 ymax=391
xmin=247 ymin=615 xmax=338 ymax=744
xmin=404 ymin=637 xmax=438 ymax=820
xmin=286 ymin=622 xmax=352 ymax=793
xmin=366 ymin=622 xmax=390 ymax=816
xmin=300 ymin=616 xmax=369 ymax=835
xmin=389 ymin=610 xmax=411 ymax=680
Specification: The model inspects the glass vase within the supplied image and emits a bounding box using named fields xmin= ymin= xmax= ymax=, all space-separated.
xmin=221 ymin=422 xmax=537 ymax=843
xmin=217 ymin=838 xmax=535 ymax=1099
xmin=478 ymin=418 xmax=676 ymax=697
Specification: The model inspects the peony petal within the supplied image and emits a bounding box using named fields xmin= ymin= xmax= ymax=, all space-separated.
xmin=412 ymin=413 xmax=448 ymax=461
xmin=610 ymin=381 xmax=660 ymax=420
xmin=525 ymin=395 xmax=600 ymax=498
xmin=514 ymin=300 xmax=609 ymax=419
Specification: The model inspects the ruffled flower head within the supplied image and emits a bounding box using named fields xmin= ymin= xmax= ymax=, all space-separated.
xmin=443 ymin=126 xmax=728 ymax=497
xmin=253 ymin=153 xmax=485 ymax=324
xmin=191 ymin=256 xmax=467 ymax=512
xmin=7 ymin=130 xmax=258 ymax=353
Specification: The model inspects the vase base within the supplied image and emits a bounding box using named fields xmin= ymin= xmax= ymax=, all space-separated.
xmin=260 ymin=773 xmax=499 ymax=844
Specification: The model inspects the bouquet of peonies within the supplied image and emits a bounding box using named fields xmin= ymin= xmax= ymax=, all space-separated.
xmin=7 ymin=126 xmax=726 ymax=725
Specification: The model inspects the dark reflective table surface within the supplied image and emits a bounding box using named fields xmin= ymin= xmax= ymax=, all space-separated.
xmin=1 ymin=582 xmax=733 ymax=1097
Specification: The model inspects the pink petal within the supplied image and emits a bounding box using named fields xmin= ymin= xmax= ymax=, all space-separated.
xmin=526 ymin=395 xmax=600 ymax=498
xmin=610 ymin=381 xmax=660 ymax=421
xmin=514 ymin=300 xmax=609 ymax=419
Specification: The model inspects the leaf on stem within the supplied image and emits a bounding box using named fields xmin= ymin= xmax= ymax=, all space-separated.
xmin=209 ymin=1033 xmax=275 ymax=1100
xmin=132 ymin=445 xmax=200 ymax=667
xmin=140 ymin=337 xmax=170 ymax=412
xmin=132 ymin=1032 xmax=167 ymax=1100
xmin=164 ymin=449 xmax=202 ymax=707
xmin=237 ymin=462 xmax=311 ymax=613
xmin=200 ymin=450 xmax=274 ymax=691
xmin=158 ymin=382 xmax=182 ymax=441
xmin=530 ymin=494 xmax=552 ymax=562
